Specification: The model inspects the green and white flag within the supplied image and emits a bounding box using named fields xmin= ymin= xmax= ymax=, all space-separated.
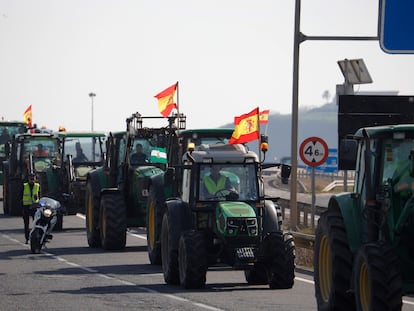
xmin=150 ymin=147 xmax=167 ymax=164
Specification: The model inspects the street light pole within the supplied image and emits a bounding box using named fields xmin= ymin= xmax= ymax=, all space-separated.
xmin=89 ymin=92 xmax=96 ymax=131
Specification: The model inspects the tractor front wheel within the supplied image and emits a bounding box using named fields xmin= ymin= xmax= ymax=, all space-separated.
xmin=178 ymin=230 xmax=207 ymax=289
xmin=266 ymin=232 xmax=295 ymax=289
xmin=100 ymin=193 xmax=127 ymax=250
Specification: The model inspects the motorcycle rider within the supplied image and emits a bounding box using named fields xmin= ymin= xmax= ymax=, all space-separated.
xmin=22 ymin=173 xmax=41 ymax=244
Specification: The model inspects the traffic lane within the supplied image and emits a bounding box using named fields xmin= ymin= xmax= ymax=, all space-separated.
xmin=0 ymin=215 xmax=221 ymax=311
xmin=59 ymin=215 xmax=318 ymax=311
xmin=2 ymin=212 xmax=414 ymax=311
xmin=1 ymin=213 xmax=316 ymax=311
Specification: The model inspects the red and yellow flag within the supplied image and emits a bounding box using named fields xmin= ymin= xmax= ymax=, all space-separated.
xmin=229 ymin=107 xmax=260 ymax=144
xmin=154 ymin=82 xmax=178 ymax=117
xmin=259 ymin=109 xmax=269 ymax=124
xmin=23 ymin=105 xmax=32 ymax=127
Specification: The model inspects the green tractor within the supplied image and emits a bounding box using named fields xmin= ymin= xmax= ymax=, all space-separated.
xmin=0 ymin=121 xmax=28 ymax=187
xmin=146 ymin=127 xmax=235 ymax=264
xmin=159 ymin=142 xmax=295 ymax=289
xmin=314 ymin=124 xmax=414 ymax=310
xmin=58 ymin=131 xmax=106 ymax=215
xmin=2 ymin=132 xmax=61 ymax=219
xmin=85 ymin=112 xmax=185 ymax=250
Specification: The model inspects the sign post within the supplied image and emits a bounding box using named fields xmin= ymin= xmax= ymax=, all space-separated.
xmin=299 ymin=137 xmax=328 ymax=229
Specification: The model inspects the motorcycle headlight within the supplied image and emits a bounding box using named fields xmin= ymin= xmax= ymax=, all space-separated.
xmin=43 ymin=208 xmax=52 ymax=217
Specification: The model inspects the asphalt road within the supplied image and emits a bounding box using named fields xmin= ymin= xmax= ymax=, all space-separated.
xmin=1 ymin=194 xmax=414 ymax=310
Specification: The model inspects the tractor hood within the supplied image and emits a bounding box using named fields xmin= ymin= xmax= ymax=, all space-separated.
xmin=216 ymin=201 xmax=258 ymax=237
xmin=133 ymin=165 xmax=164 ymax=178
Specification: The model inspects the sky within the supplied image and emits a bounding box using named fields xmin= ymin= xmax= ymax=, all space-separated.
xmin=0 ymin=0 xmax=413 ymax=132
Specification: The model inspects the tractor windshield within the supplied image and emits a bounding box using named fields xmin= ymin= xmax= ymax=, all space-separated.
xmin=198 ymin=163 xmax=259 ymax=201
xmin=131 ymin=138 xmax=167 ymax=165
xmin=63 ymin=136 xmax=105 ymax=164
xmin=382 ymin=138 xmax=414 ymax=183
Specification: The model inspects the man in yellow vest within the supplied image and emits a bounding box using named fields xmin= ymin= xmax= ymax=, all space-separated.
xmin=202 ymin=165 xmax=233 ymax=200
xmin=22 ymin=173 xmax=40 ymax=244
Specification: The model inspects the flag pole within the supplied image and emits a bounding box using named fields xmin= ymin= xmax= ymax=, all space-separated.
xmin=257 ymin=107 xmax=262 ymax=165
xmin=175 ymin=81 xmax=179 ymax=128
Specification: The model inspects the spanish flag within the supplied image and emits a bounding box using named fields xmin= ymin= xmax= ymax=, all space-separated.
xmin=23 ymin=105 xmax=32 ymax=127
xmin=154 ymin=82 xmax=178 ymax=117
xmin=229 ymin=107 xmax=260 ymax=144
xmin=259 ymin=109 xmax=269 ymax=124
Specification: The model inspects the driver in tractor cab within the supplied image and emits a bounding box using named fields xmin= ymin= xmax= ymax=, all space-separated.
xmin=202 ymin=165 xmax=237 ymax=200
xmin=33 ymin=144 xmax=48 ymax=157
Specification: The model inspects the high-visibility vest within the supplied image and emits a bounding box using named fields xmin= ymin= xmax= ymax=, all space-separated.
xmin=204 ymin=175 xmax=227 ymax=194
xmin=22 ymin=182 xmax=40 ymax=206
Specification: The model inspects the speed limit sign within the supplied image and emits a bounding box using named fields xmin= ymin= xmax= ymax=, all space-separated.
xmin=299 ymin=136 xmax=329 ymax=167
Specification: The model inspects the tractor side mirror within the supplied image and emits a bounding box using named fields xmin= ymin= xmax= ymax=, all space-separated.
xmin=280 ymin=164 xmax=291 ymax=184
xmin=339 ymin=139 xmax=358 ymax=170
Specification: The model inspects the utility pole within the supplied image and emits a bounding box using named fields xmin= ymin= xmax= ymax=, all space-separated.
xmin=89 ymin=92 xmax=96 ymax=131
xmin=289 ymin=0 xmax=378 ymax=229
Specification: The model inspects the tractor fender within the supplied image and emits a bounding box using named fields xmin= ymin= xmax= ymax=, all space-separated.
xmin=262 ymin=200 xmax=282 ymax=234
xmin=86 ymin=168 xmax=107 ymax=201
xmin=328 ymin=193 xmax=362 ymax=253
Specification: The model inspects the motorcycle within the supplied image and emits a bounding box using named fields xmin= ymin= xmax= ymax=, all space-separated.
xmin=29 ymin=197 xmax=62 ymax=254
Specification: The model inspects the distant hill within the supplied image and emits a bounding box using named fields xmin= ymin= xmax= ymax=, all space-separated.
xmin=222 ymin=102 xmax=338 ymax=164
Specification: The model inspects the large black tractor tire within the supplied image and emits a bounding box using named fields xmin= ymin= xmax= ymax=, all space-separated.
xmin=178 ymin=230 xmax=208 ymax=289
xmin=161 ymin=202 xmax=191 ymax=285
xmin=266 ymin=231 xmax=295 ymax=289
xmin=314 ymin=209 xmax=355 ymax=311
xmin=100 ymin=193 xmax=127 ymax=250
xmin=146 ymin=185 xmax=164 ymax=265
xmin=85 ymin=182 xmax=101 ymax=247
xmin=8 ymin=180 xmax=22 ymax=216
xmin=30 ymin=228 xmax=42 ymax=254
xmin=354 ymin=242 xmax=402 ymax=311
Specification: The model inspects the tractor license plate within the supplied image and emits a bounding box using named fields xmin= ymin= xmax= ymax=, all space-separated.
xmin=236 ymin=247 xmax=254 ymax=260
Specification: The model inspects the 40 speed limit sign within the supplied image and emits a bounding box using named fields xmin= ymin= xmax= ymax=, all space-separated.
xmin=299 ymin=136 xmax=329 ymax=167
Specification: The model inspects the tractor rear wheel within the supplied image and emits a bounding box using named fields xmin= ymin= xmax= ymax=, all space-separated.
xmin=146 ymin=186 xmax=164 ymax=265
xmin=266 ymin=231 xmax=295 ymax=289
xmin=314 ymin=209 xmax=355 ymax=311
xmin=85 ymin=182 xmax=101 ymax=247
xmin=354 ymin=242 xmax=402 ymax=311
xmin=178 ymin=230 xmax=207 ymax=289
xmin=100 ymin=193 xmax=127 ymax=250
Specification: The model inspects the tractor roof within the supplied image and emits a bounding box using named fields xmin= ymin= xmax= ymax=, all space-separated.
xmin=58 ymin=131 xmax=106 ymax=138
xmin=186 ymin=143 xmax=259 ymax=164
xmin=354 ymin=124 xmax=414 ymax=138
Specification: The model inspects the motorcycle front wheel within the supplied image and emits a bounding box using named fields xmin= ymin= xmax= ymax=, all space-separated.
xmin=30 ymin=228 xmax=42 ymax=254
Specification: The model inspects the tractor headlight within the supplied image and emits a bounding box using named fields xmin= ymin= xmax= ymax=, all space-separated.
xmin=43 ymin=208 xmax=52 ymax=217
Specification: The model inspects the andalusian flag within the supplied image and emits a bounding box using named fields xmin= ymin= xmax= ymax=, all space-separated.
xmin=229 ymin=107 xmax=260 ymax=144
xmin=150 ymin=147 xmax=167 ymax=164
xmin=154 ymin=82 xmax=178 ymax=117
xmin=23 ymin=105 xmax=32 ymax=127
xmin=259 ymin=109 xmax=269 ymax=124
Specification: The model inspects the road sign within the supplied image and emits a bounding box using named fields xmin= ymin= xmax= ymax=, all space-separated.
xmin=380 ymin=0 xmax=414 ymax=54
xmin=299 ymin=137 xmax=329 ymax=167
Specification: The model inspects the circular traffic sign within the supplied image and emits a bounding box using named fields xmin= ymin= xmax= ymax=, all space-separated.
xmin=299 ymin=136 xmax=329 ymax=167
